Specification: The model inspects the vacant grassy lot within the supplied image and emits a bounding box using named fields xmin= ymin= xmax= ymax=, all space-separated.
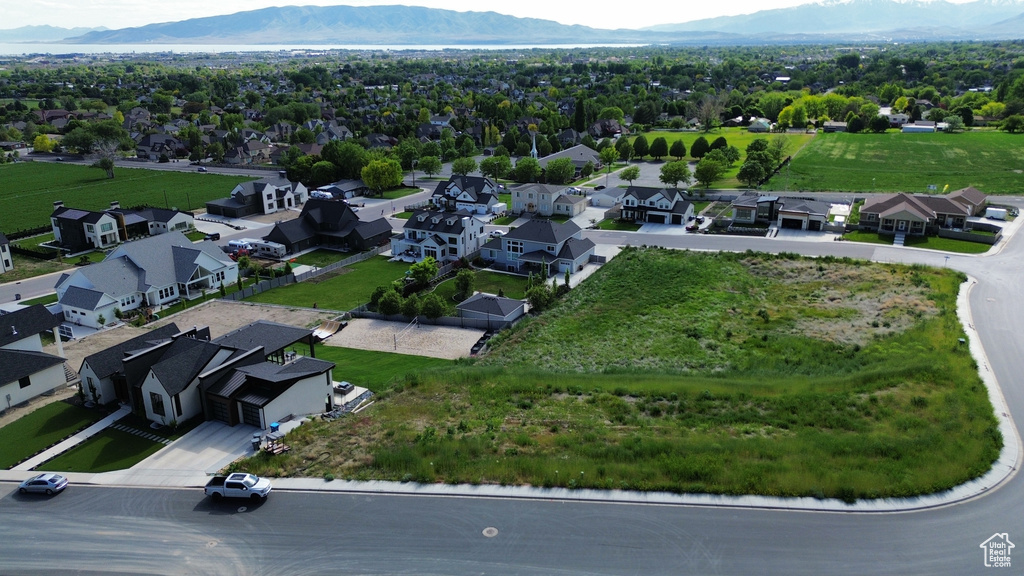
xmin=290 ymin=249 xmax=349 ymax=268
xmin=290 ymin=344 xmax=452 ymax=392
xmin=0 ymin=162 xmax=254 ymax=233
xmin=247 ymin=256 xmax=411 ymax=310
xmin=761 ymin=132 xmax=1024 ymax=194
xmin=0 ymin=402 xmax=104 ymax=469
xmin=233 ymin=249 xmax=999 ymax=500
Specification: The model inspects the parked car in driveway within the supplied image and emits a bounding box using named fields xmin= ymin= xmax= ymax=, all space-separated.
xmin=489 ymin=230 xmax=505 ymax=238
xmin=19 ymin=473 xmax=68 ymax=495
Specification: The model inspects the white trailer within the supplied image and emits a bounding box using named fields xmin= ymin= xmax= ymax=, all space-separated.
xmin=986 ymin=207 xmax=1008 ymax=220
xmin=252 ymin=240 xmax=287 ymax=259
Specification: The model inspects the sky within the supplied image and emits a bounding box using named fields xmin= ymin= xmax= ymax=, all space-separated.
xmin=3 ymin=0 xmax=852 ymax=31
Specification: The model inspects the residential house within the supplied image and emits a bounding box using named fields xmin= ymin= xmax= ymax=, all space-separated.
xmin=589 ymin=188 xmax=625 ymax=208
xmin=822 ymin=121 xmax=847 ymax=133
xmin=481 ymin=219 xmax=595 ymax=276
xmin=588 ymin=119 xmax=622 ymax=138
xmin=51 ymin=201 xmax=121 ymax=253
xmin=947 ymin=186 xmax=988 ymax=216
xmin=456 ymin=292 xmax=527 ymax=325
xmin=262 ymin=198 xmax=392 ymax=255
xmin=0 ymin=232 xmax=12 ymax=275
xmin=553 ymin=193 xmax=587 ymax=218
xmin=224 ymin=140 xmax=272 ymax=165
xmin=54 ymin=231 xmax=238 ymax=331
xmin=731 ymin=192 xmax=831 ymax=230
xmin=620 ymin=187 xmax=694 ymax=225
xmin=747 ymin=118 xmax=772 ymax=133
xmin=136 ymin=133 xmax=184 ymax=161
xmin=879 ymin=107 xmax=909 ymax=127
xmin=391 ymin=210 xmax=486 ymax=263
xmin=538 ymin=144 xmax=602 ymax=179
xmin=430 ymin=176 xmax=500 ymax=214
xmin=315 ymin=180 xmax=368 ymax=200
xmin=205 ymin=180 xmax=308 ymax=218
xmin=860 ymin=192 xmax=974 ymax=236
xmin=80 ymin=321 xmax=334 ymax=428
xmin=0 ymin=305 xmax=69 ymax=409
xmin=50 ymin=200 xmax=193 ymax=253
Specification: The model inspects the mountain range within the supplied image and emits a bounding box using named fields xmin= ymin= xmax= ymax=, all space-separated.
xmin=1 ymin=0 xmax=1023 ymax=46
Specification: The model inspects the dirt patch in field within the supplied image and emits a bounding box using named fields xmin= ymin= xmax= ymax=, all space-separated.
xmin=323 ymin=318 xmax=484 ymax=360
xmin=743 ymin=258 xmax=939 ymax=345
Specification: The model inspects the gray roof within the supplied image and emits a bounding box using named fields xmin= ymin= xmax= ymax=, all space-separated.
xmin=0 ymin=231 xmax=8 ymax=245
xmin=557 ymin=237 xmax=596 ymax=261
xmin=405 ymin=210 xmax=473 ymax=235
xmin=779 ymin=199 xmax=831 ymax=217
xmin=59 ymin=285 xmax=107 ymax=310
xmin=0 ymin=305 xmax=61 ymax=348
xmin=456 ymin=293 xmax=524 ymax=317
xmin=0 ymin=305 xmax=59 ymax=344
xmin=57 ymin=256 xmax=145 ymax=303
xmin=149 ymin=337 xmax=224 ymax=397
xmin=213 ymin=320 xmax=312 ymax=355
xmin=504 ymin=219 xmax=581 ymax=245
xmin=0 ymin=349 xmax=65 ymax=385
xmin=80 ymin=323 xmax=180 ymax=379
xmin=109 ymin=232 xmax=232 ymax=287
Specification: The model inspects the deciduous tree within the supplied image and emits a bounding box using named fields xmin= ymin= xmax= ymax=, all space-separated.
xmin=669 ymin=139 xmax=687 ymax=160
xmin=620 ymin=165 xmax=640 ymax=186
xmin=451 ymin=156 xmax=478 ymax=176
xmin=659 ymin=161 xmax=691 ymax=188
xmin=545 ymin=157 xmax=576 ymax=185
xmin=361 ymin=158 xmax=403 ymax=196
xmin=649 ymin=137 xmax=668 ymax=160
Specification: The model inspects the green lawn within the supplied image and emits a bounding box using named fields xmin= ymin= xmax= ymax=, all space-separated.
xmin=761 ymin=132 xmax=1024 ymax=194
xmin=597 ymin=219 xmax=642 ymax=231
xmin=292 ymin=344 xmax=452 ymax=392
xmin=904 ymin=235 xmax=994 ymax=254
xmin=0 ymin=162 xmax=254 ymax=233
xmin=380 ymin=187 xmax=423 ymax=200
xmin=247 ymin=256 xmax=411 ymax=311
xmin=290 ymin=249 xmax=350 ymax=268
xmin=41 ymin=428 xmax=164 ymax=473
xmin=430 ymin=270 xmax=530 ymax=309
xmin=248 ymin=248 xmax=999 ymax=501
xmin=0 ymin=402 xmax=105 ymax=469
xmin=842 ymin=230 xmax=895 ymax=245
xmin=11 ymin=232 xmax=57 ymax=251
xmin=492 ymin=215 xmax=517 ymax=225
xmin=19 ymin=293 xmax=58 ymax=306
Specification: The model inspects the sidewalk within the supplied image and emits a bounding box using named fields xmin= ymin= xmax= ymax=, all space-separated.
xmin=12 ymin=405 xmax=130 ymax=471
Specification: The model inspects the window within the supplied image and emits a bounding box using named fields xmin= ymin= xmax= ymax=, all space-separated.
xmin=86 ymin=224 xmax=94 ymax=232
xmin=507 ymin=240 xmax=523 ymax=255
xmin=101 ymin=223 xmax=113 ymax=232
xmin=19 ymin=376 xmax=31 ymax=389
xmin=150 ymin=392 xmax=165 ymax=416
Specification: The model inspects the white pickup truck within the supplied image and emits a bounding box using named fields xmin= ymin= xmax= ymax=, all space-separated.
xmin=204 ymin=473 xmax=272 ymax=501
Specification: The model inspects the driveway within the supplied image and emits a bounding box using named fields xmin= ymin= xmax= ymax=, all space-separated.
xmin=92 ymin=420 xmax=259 ymax=488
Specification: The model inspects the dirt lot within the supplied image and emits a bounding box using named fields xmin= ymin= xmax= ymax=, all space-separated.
xmin=324 ymin=318 xmax=484 ymax=360
xmin=41 ymin=300 xmax=337 ymax=373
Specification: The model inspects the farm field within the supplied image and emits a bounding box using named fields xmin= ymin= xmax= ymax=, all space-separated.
xmin=0 ymin=162 xmax=254 ymax=233
xmin=233 ymin=248 xmax=999 ymax=500
xmin=761 ymin=132 xmax=1024 ymax=194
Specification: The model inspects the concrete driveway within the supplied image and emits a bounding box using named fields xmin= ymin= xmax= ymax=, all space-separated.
xmin=91 ymin=420 xmax=259 ymax=488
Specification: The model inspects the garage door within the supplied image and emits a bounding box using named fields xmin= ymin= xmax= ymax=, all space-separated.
xmin=781 ymin=218 xmax=804 ymax=230
xmin=647 ymin=214 xmax=666 ymax=224
xmin=808 ymin=220 xmax=822 ymax=231
xmin=672 ymin=214 xmax=684 ymax=225
xmin=241 ymin=402 xmax=262 ymax=428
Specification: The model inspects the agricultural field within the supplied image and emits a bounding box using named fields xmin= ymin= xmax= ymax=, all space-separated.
xmin=0 ymin=162 xmax=254 ymax=233
xmin=761 ymin=132 xmax=1024 ymax=194
xmin=234 ymin=248 xmax=999 ymax=500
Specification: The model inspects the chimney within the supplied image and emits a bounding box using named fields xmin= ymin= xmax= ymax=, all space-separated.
xmin=53 ymin=200 xmax=64 ymax=209
xmin=110 ymin=201 xmax=120 ymax=210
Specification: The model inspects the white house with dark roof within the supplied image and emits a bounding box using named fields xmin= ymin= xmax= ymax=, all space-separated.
xmin=50 ymin=200 xmax=194 ymax=253
xmin=0 ymin=305 xmax=69 ymax=408
xmin=205 ymin=180 xmax=307 ymax=218
xmin=621 ymin=187 xmax=694 ymax=225
xmin=430 ymin=176 xmax=500 ymax=214
xmin=81 ymin=320 xmax=332 ymax=428
xmin=0 ymin=231 xmax=12 ymax=275
xmin=54 ymin=232 xmax=237 ymax=330
xmin=391 ymin=210 xmax=486 ymax=263
xmin=482 ymin=219 xmax=595 ymax=276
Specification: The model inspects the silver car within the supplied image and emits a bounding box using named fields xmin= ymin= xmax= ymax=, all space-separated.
xmin=19 ymin=473 xmax=68 ymax=495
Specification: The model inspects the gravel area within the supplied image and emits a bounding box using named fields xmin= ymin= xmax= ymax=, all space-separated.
xmin=323 ymin=318 xmax=484 ymax=360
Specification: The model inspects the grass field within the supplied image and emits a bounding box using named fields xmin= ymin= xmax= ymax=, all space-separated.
xmin=0 ymin=402 xmax=104 ymax=469
xmin=761 ymin=132 xmax=1024 ymax=194
xmin=0 ymin=162 xmax=254 ymax=233
xmin=629 ymin=128 xmax=816 ymax=189
xmin=289 ymin=249 xmax=350 ymax=268
xmin=41 ymin=428 xmax=164 ymax=473
xmin=290 ymin=344 xmax=452 ymax=392
xmin=232 ymin=248 xmax=999 ymax=501
xmin=247 ymin=256 xmax=411 ymax=311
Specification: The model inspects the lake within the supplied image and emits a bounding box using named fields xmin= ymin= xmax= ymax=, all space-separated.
xmin=0 ymin=42 xmax=644 ymax=56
